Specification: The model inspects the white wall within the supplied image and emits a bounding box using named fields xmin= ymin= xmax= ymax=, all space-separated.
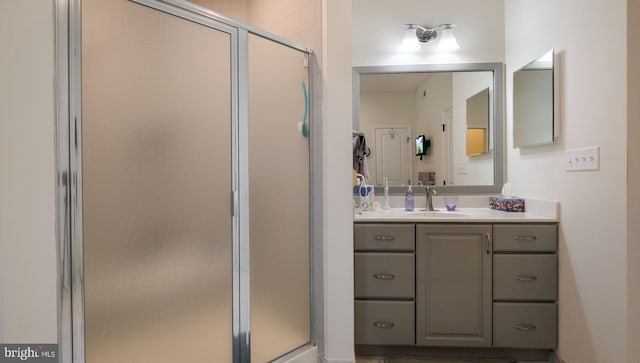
xmin=322 ymin=1 xmax=354 ymax=361
xmin=505 ymin=0 xmax=628 ymax=362
xmin=352 ymin=0 xmax=505 ymax=67
xmin=451 ymin=72 xmax=494 ymax=186
xmin=415 ymin=74 xmax=452 ymax=186
xmin=0 ymin=0 xmax=57 ymax=343
xmin=627 ymin=0 xmax=640 ymax=361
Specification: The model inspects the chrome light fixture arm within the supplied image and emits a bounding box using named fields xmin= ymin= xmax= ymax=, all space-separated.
xmin=406 ymin=23 xmax=456 ymax=43
xmin=414 ymin=25 xmax=438 ymax=43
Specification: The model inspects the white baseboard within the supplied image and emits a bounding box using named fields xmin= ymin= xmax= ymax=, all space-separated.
xmin=279 ymin=346 xmax=319 ymax=363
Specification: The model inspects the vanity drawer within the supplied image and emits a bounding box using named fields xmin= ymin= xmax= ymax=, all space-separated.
xmin=355 ymin=300 xmax=415 ymax=346
xmin=494 ymin=254 xmax=557 ymax=301
xmin=355 ymin=224 xmax=415 ymax=251
xmin=493 ymin=302 xmax=557 ymax=349
xmin=355 ymin=253 xmax=415 ymax=299
xmin=493 ymin=224 xmax=557 ymax=252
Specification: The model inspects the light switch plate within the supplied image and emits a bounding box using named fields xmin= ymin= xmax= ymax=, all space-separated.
xmin=566 ymin=146 xmax=600 ymax=172
xmin=456 ymin=162 xmax=469 ymax=174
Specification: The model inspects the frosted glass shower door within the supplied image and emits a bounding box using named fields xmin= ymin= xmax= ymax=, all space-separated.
xmin=82 ymin=1 xmax=233 ymax=362
xmin=248 ymin=34 xmax=311 ymax=362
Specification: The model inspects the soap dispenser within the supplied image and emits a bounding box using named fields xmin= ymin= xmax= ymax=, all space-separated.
xmin=405 ymin=185 xmax=414 ymax=211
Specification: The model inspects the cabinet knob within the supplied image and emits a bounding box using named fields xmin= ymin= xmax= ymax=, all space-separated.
xmin=513 ymin=323 xmax=537 ymax=331
xmin=514 ymin=234 xmax=537 ymax=241
xmin=514 ymin=274 xmax=538 ymax=281
xmin=373 ymin=321 xmax=395 ymax=329
xmin=374 ymin=235 xmax=396 ymax=241
xmin=373 ymin=273 xmax=395 ymax=280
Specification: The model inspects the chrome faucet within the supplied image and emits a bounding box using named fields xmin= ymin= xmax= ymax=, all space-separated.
xmin=424 ymin=185 xmax=437 ymax=211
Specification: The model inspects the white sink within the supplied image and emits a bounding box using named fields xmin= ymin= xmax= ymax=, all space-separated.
xmin=408 ymin=210 xmax=468 ymax=217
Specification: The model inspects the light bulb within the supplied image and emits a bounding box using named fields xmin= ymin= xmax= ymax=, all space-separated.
xmin=438 ymin=26 xmax=459 ymax=52
xmin=400 ymin=26 xmax=421 ymax=52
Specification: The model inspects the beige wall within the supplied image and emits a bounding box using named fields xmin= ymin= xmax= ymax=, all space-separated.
xmin=0 ymin=0 xmax=326 ymax=353
xmin=627 ymin=0 xmax=640 ymax=361
xmin=187 ymin=0 xmax=322 ymax=62
xmin=248 ymin=0 xmax=322 ymax=57
xmin=360 ymin=91 xmax=416 ymax=185
xmin=188 ymin=0 xmax=249 ymax=22
xmin=0 ymin=0 xmax=57 ymax=343
xmin=506 ymin=0 xmax=628 ymax=361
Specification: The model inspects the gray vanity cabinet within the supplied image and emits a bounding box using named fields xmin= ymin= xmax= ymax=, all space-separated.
xmin=354 ymin=223 xmax=416 ymax=346
xmin=354 ymin=221 xmax=558 ymax=352
xmin=492 ymin=223 xmax=558 ymax=349
xmin=415 ymin=224 xmax=493 ymax=347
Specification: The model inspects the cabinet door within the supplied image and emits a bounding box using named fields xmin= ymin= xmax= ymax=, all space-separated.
xmin=416 ymin=224 xmax=492 ymax=347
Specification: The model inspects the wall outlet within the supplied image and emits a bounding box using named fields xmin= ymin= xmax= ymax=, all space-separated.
xmin=566 ymin=146 xmax=600 ymax=172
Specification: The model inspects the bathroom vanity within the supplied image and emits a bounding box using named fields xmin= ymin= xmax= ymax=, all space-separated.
xmin=353 ymin=208 xmax=558 ymax=357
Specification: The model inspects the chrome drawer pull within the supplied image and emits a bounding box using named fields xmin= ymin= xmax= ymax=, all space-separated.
xmin=374 ymin=235 xmax=396 ymax=241
xmin=373 ymin=273 xmax=395 ymax=280
xmin=513 ymin=323 xmax=537 ymax=331
xmin=486 ymin=233 xmax=492 ymax=255
xmin=373 ymin=321 xmax=395 ymax=329
xmin=514 ymin=234 xmax=537 ymax=241
xmin=514 ymin=274 xmax=538 ymax=281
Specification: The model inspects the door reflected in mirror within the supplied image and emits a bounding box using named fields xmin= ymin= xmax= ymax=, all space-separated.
xmin=356 ymin=70 xmax=495 ymax=188
xmin=513 ymin=49 xmax=558 ymax=147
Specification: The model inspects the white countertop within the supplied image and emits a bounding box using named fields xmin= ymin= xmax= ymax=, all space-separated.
xmin=354 ymin=207 xmax=558 ymax=223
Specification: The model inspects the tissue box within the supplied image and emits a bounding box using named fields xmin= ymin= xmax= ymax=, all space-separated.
xmin=489 ymin=196 xmax=525 ymax=212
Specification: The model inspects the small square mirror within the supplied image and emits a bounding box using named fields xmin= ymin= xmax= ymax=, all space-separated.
xmin=513 ymin=49 xmax=559 ymax=147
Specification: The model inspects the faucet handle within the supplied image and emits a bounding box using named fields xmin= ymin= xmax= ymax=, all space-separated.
xmin=425 ymin=184 xmax=437 ymax=211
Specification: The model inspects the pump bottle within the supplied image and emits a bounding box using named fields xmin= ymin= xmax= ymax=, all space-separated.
xmin=405 ymin=185 xmax=414 ymax=211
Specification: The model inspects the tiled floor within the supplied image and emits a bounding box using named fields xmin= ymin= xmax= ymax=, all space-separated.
xmin=356 ymin=358 xmax=545 ymax=363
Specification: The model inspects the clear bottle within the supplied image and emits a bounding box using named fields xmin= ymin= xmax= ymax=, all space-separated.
xmin=404 ymin=185 xmax=414 ymax=211
xmin=383 ymin=177 xmax=391 ymax=210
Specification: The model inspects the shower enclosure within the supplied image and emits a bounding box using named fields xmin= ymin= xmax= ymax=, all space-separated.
xmin=57 ymin=0 xmax=313 ymax=362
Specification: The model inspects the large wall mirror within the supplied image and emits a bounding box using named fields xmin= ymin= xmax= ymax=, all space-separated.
xmin=353 ymin=63 xmax=504 ymax=194
xmin=513 ymin=49 xmax=559 ymax=147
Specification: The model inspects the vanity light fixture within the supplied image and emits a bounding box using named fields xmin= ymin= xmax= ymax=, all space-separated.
xmin=401 ymin=23 xmax=459 ymax=52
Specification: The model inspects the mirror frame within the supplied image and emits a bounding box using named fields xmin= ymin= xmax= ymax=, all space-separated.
xmin=353 ymin=62 xmax=504 ymax=194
